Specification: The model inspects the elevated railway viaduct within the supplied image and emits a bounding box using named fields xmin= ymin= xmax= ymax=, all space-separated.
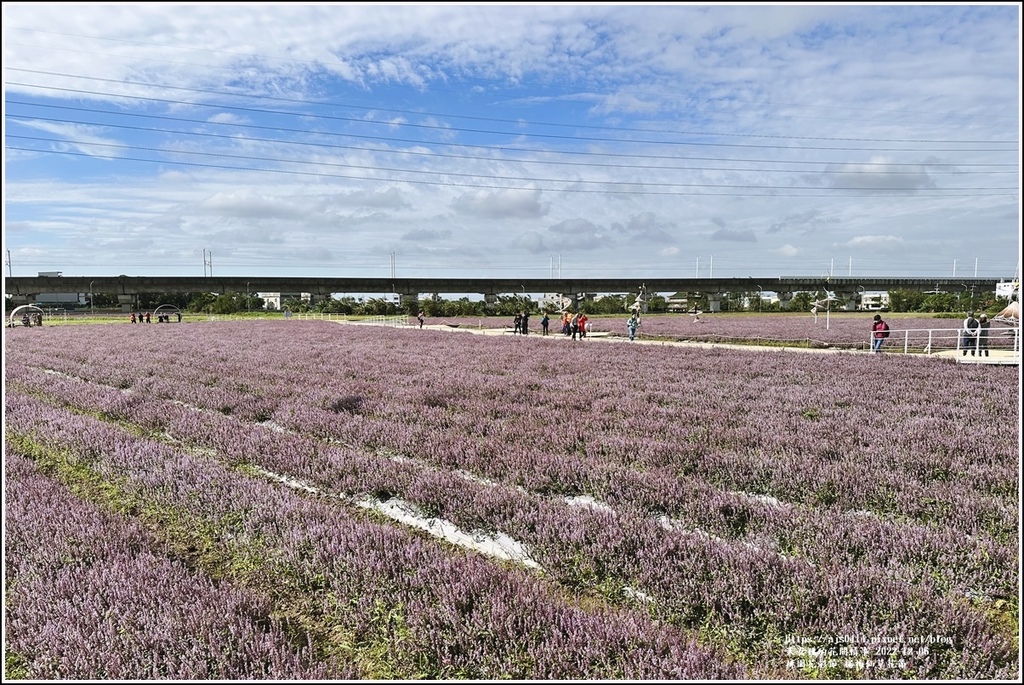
xmin=4 ymin=275 xmax=1001 ymax=313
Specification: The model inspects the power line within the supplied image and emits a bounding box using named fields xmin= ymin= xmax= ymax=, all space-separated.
xmin=6 ymin=81 xmax=1018 ymax=154
xmin=7 ymin=144 xmax=1016 ymax=197
xmin=6 ymin=108 xmax=1018 ymax=174
xmin=7 ymin=67 xmax=1019 ymax=146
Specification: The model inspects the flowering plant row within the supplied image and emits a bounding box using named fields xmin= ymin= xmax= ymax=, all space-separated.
xmin=3 ymin=450 xmax=341 ymax=680
xmin=5 ymin=394 xmax=741 ymax=680
xmin=4 ymin=321 xmax=1018 ymax=679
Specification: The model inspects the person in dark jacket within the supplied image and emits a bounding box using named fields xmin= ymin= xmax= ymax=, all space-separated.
xmin=961 ymin=311 xmax=980 ymax=356
xmin=977 ymin=313 xmax=991 ymax=357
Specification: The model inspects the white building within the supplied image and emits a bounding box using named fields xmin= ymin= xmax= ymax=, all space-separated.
xmin=859 ymin=292 xmax=889 ymax=311
xmin=259 ymin=292 xmax=311 ymax=310
xmin=996 ymin=279 xmax=1019 ymax=300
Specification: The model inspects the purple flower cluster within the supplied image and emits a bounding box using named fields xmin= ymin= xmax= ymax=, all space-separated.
xmin=4 ymin=320 xmax=1018 ymax=679
xmin=3 ymin=450 xmax=342 ymax=680
xmin=4 ymin=396 xmax=738 ymax=679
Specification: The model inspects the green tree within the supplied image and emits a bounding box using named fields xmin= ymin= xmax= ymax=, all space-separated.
xmin=785 ymin=292 xmax=814 ymax=312
xmin=646 ymin=293 xmax=668 ymax=313
xmin=209 ymin=292 xmax=247 ymax=314
xmin=89 ymin=293 xmax=120 ymax=308
xmin=492 ymin=294 xmax=533 ymax=316
xmin=717 ymin=292 xmax=742 ymax=312
xmin=361 ymin=297 xmax=398 ymax=315
xmin=917 ymin=292 xmax=957 ymax=313
xmin=316 ymin=296 xmax=357 ymax=314
xmin=282 ymin=295 xmax=312 ymax=313
xmin=888 ymin=289 xmax=927 ymax=312
xmin=187 ymin=292 xmax=216 ymax=313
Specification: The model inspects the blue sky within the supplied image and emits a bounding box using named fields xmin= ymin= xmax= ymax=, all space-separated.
xmin=3 ymin=3 xmax=1021 ymax=280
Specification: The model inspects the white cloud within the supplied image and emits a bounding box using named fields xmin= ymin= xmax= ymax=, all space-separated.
xmin=711 ymin=228 xmax=757 ymax=243
xmin=451 ymin=189 xmax=549 ymax=220
xmin=844 ymin=235 xmax=908 ymax=249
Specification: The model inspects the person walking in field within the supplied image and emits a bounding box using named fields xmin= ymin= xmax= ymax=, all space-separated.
xmin=417 ymin=310 xmax=425 ymax=328
xmin=578 ymin=312 xmax=588 ymax=338
xmin=540 ymin=312 xmax=550 ymax=335
xmin=570 ymin=312 xmax=580 ymax=340
xmin=627 ymin=314 xmax=640 ymax=341
xmin=871 ymin=314 xmax=889 ymax=353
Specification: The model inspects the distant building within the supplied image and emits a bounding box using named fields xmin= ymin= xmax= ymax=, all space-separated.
xmin=996 ymin=279 xmax=1019 ymax=300
xmin=260 ymin=292 xmax=311 ymax=310
xmin=859 ymin=292 xmax=889 ymax=311
xmin=666 ymin=292 xmax=701 ymax=313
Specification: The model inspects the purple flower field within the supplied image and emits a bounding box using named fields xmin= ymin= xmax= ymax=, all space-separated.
xmin=3 ymin=319 xmax=1019 ymax=680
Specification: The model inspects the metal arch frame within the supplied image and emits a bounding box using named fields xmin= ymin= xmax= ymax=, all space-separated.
xmin=152 ymin=304 xmax=182 ymax=318
xmin=7 ymin=304 xmax=45 ymax=328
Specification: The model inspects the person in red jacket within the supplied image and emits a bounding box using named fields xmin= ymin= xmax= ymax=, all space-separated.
xmin=871 ymin=314 xmax=889 ymax=353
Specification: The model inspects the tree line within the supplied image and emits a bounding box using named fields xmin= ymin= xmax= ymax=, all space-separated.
xmin=78 ymin=288 xmax=1005 ymax=317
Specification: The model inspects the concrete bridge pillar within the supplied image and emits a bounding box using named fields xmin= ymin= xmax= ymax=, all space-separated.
xmin=117 ymin=294 xmax=137 ymax=312
xmin=398 ymin=292 xmax=419 ymax=311
xmin=777 ymin=292 xmax=794 ymax=308
xmin=706 ymin=292 xmax=723 ymax=312
xmin=836 ymin=291 xmax=858 ymax=311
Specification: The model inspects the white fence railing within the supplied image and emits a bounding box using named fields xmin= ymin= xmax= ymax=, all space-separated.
xmin=292 ymin=313 xmax=409 ymax=327
xmin=872 ymin=326 xmax=1020 ymax=357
